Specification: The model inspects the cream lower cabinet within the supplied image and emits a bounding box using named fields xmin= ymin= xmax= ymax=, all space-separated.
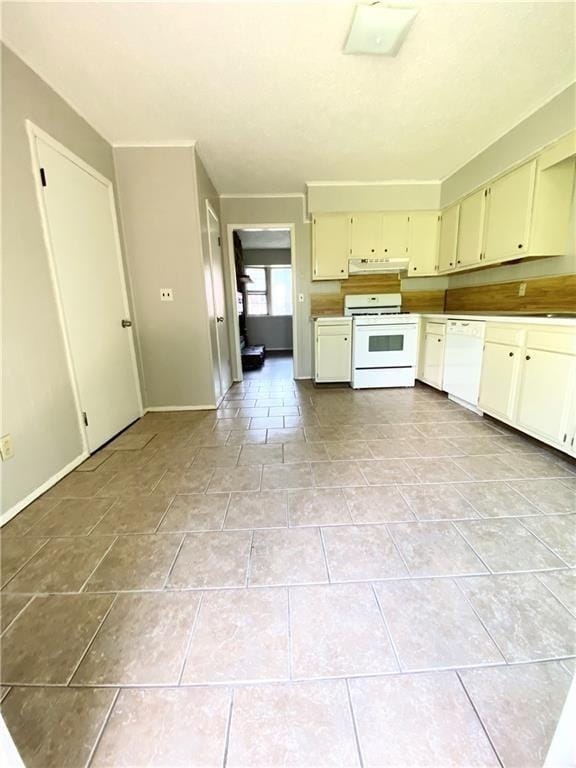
xmin=315 ymin=318 xmax=352 ymax=383
xmin=516 ymin=347 xmax=576 ymax=448
xmin=419 ymin=322 xmax=446 ymax=389
xmin=478 ymin=341 xmax=522 ymax=420
xmin=479 ymin=323 xmax=576 ymax=454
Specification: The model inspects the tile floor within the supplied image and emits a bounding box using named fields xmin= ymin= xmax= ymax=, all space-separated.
xmin=1 ymin=353 xmax=575 ymax=767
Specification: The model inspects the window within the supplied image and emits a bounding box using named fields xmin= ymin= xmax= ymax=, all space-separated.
xmin=246 ymin=266 xmax=292 ymax=316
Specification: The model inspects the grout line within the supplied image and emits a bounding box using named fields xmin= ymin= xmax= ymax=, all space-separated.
xmin=67 ymin=592 xmax=119 ymax=685
xmin=153 ymin=496 xmax=179 ymax=533
xmin=345 ymin=678 xmax=365 ymax=768
xmin=0 ymin=595 xmax=34 ymax=637
xmin=78 ymin=536 xmax=120 ymax=592
xmin=245 ymin=530 xmax=255 ymax=587
xmin=449 ymin=521 xmax=494 ymax=574
xmin=456 ymin=671 xmax=505 ymax=768
xmin=163 ymin=533 xmax=187 ymax=590
xmin=85 ymin=687 xmax=120 ymax=767
xmin=534 ymin=572 xmax=576 ymax=618
xmin=516 ymin=517 xmax=572 ymax=568
xmin=384 ymin=523 xmax=412 ymax=576
xmin=0 ymin=538 xmax=51 ymax=590
xmin=177 ymin=591 xmax=204 ymax=686
xmin=318 ymin=526 xmax=332 ymax=583
xmin=452 ymin=578 xmax=508 ymax=665
xmin=371 ymin=583 xmax=402 ymax=673
xmin=287 ymin=587 xmax=293 ymax=681
xmin=222 ymin=688 xmax=235 ymax=768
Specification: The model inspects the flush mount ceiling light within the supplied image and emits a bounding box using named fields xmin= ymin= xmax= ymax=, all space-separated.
xmin=344 ymin=3 xmax=418 ymax=56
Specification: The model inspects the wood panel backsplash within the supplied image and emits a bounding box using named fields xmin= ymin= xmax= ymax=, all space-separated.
xmin=310 ymin=273 xmax=446 ymax=316
xmin=445 ymin=274 xmax=576 ymax=313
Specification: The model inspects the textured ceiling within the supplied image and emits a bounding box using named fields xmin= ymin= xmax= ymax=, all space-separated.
xmin=237 ymin=229 xmax=292 ymax=250
xmin=3 ymin=1 xmax=575 ymax=193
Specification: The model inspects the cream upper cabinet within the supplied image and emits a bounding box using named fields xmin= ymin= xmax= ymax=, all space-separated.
xmin=437 ymin=203 xmax=460 ymax=273
xmin=381 ymin=213 xmax=409 ymax=257
xmin=456 ymin=188 xmax=486 ymax=269
xmin=528 ymin=157 xmax=576 ymax=257
xmin=516 ymin=346 xmax=575 ymax=446
xmin=407 ymin=213 xmax=440 ymax=276
xmin=312 ymin=214 xmax=349 ymax=280
xmin=350 ymin=213 xmax=382 ymax=257
xmin=484 ymin=161 xmax=536 ymax=263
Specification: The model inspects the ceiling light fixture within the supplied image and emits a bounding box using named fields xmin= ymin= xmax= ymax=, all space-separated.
xmin=344 ymin=3 xmax=418 ymax=56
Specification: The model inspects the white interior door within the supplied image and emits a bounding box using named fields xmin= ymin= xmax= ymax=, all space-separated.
xmin=35 ymin=134 xmax=142 ymax=452
xmin=207 ymin=205 xmax=232 ymax=399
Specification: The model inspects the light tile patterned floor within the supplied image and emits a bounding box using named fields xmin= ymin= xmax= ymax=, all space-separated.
xmin=1 ymin=353 xmax=575 ymax=767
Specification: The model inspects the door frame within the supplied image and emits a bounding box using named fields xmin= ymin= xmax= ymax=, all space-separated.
xmin=225 ymin=222 xmax=298 ymax=382
xmin=26 ymin=120 xmax=144 ymax=454
xmin=206 ymin=201 xmax=231 ymax=404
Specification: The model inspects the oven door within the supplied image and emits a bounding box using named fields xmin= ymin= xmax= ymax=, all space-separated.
xmin=353 ymin=324 xmax=417 ymax=368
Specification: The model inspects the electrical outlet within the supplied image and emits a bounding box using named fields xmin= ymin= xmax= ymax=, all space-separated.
xmin=0 ymin=434 xmax=15 ymax=461
xmin=518 ymin=282 xmax=527 ymax=297
xmin=160 ymin=288 xmax=173 ymax=302
xmin=298 ymin=293 xmax=304 ymax=303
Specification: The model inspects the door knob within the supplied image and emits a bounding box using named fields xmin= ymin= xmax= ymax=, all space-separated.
xmin=216 ymin=316 xmax=224 ymax=323
xmin=121 ymin=319 xmax=132 ymax=328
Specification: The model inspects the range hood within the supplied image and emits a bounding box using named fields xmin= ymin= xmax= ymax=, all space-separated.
xmin=348 ymin=256 xmax=409 ymax=274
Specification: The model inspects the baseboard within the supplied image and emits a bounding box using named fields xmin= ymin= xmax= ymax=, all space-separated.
xmin=145 ymin=405 xmax=216 ymax=412
xmin=0 ymin=452 xmax=88 ymax=528
xmin=293 ymin=376 xmax=313 ymax=380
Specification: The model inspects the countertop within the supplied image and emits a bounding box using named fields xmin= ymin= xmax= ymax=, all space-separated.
xmin=313 ymin=313 xmax=576 ymax=326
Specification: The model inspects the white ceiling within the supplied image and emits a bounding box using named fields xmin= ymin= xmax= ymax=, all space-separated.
xmin=3 ymin=1 xmax=575 ymax=193
xmin=237 ymin=229 xmax=291 ymax=250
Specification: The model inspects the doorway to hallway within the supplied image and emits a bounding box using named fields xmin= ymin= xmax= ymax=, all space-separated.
xmin=227 ymin=224 xmax=297 ymax=382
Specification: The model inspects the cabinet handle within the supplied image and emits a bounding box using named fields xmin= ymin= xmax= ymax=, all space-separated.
xmin=344 ymin=337 xmax=348 ymax=341
xmin=508 ymin=352 xmax=514 ymax=357
xmin=525 ymin=355 xmax=531 ymax=360
xmin=518 ymin=244 xmax=523 ymax=249
xmin=340 ymin=269 xmax=345 ymax=273
xmin=384 ymin=248 xmax=388 ymax=253
xmin=563 ymin=434 xmax=567 ymax=443
xmin=371 ymin=249 xmax=375 ymax=253
xmin=457 ymin=260 xmax=461 ymax=264
xmin=413 ymin=267 xmax=417 ymax=271
xmin=437 ymin=338 xmax=442 ymax=342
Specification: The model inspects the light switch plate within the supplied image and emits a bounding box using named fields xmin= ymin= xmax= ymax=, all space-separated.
xmin=518 ymin=282 xmax=527 ymax=297
xmin=160 ymin=288 xmax=173 ymax=302
xmin=0 ymin=434 xmax=15 ymax=461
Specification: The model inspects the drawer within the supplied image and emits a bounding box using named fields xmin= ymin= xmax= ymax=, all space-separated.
xmin=525 ymin=327 xmax=576 ymax=355
xmin=316 ymin=322 xmax=352 ymax=337
xmin=425 ymin=322 xmax=446 ymax=336
xmin=485 ymin=324 xmax=525 ymax=347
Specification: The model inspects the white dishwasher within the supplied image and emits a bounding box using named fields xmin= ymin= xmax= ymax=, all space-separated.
xmin=443 ymin=320 xmax=486 ymax=411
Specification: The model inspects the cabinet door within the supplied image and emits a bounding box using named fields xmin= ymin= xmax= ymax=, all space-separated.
xmin=407 ymin=213 xmax=440 ymax=276
xmin=516 ymin=348 xmax=575 ymax=445
xmin=316 ymin=333 xmax=351 ymax=382
xmin=422 ymin=333 xmax=445 ymax=389
xmin=456 ymin=188 xmax=486 ymax=268
xmin=381 ymin=213 xmax=408 ymax=257
xmin=350 ymin=213 xmax=382 ymax=257
xmin=484 ymin=161 xmax=536 ymax=263
xmin=479 ymin=342 xmax=521 ymax=420
xmin=312 ymin=214 xmax=349 ymax=280
xmin=437 ymin=204 xmax=460 ymax=273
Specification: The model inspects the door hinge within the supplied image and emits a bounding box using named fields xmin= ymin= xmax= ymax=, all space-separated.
xmin=217 ymin=236 xmax=221 ymax=247
xmin=82 ymin=411 xmax=88 ymax=427
xmin=484 ymin=189 xmax=488 ymax=197
xmin=40 ymin=168 xmax=47 ymax=187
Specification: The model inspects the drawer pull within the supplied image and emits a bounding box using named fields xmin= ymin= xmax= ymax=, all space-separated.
xmin=509 ymin=352 xmax=514 ymax=357
xmin=525 ymin=355 xmax=531 ymax=361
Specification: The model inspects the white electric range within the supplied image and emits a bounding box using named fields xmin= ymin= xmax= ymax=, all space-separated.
xmin=344 ymin=293 xmax=419 ymax=389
